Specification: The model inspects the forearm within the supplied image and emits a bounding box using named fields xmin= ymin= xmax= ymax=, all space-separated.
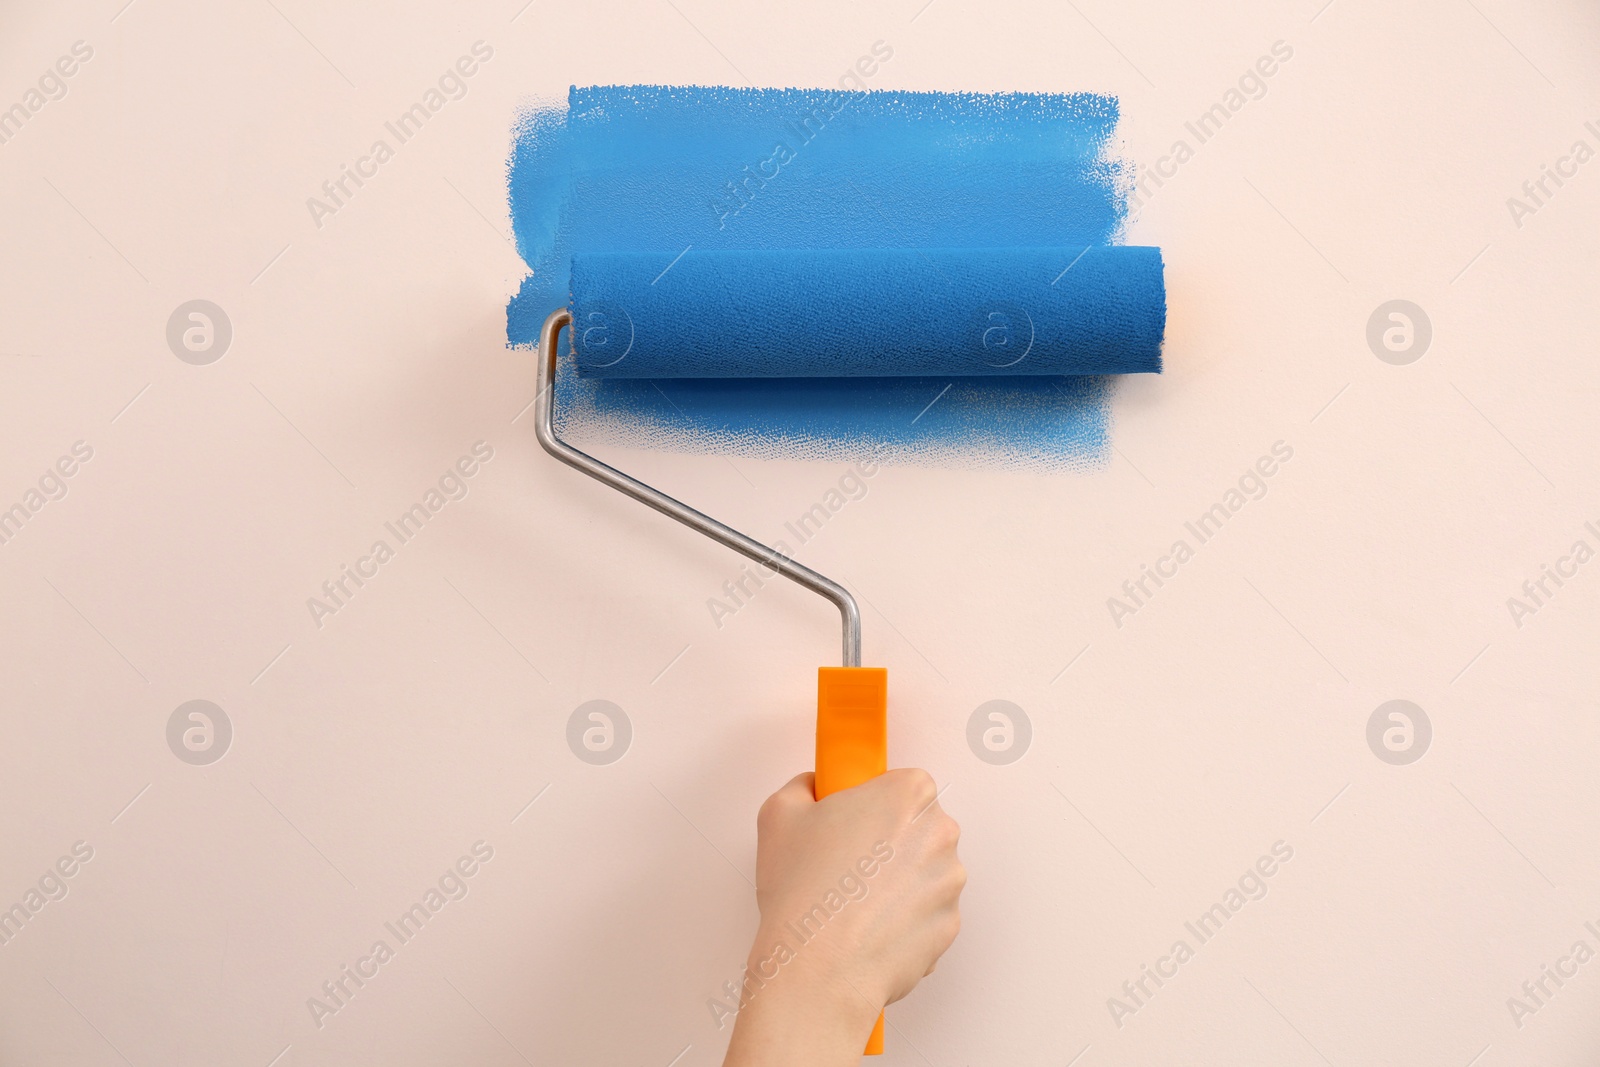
xmin=721 ymin=928 xmax=882 ymax=1067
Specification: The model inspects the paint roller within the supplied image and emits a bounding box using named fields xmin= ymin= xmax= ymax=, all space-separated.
xmin=569 ymin=246 xmax=1165 ymax=377
xmin=534 ymin=243 xmax=1165 ymax=1055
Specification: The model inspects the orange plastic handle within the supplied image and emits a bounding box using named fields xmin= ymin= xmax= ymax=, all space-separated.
xmin=815 ymin=666 xmax=889 ymax=1056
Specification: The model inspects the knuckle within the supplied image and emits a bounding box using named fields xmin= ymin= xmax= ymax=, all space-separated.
xmin=900 ymin=767 xmax=937 ymax=805
xmin=756 ymin=795 xmax=785 ymax=830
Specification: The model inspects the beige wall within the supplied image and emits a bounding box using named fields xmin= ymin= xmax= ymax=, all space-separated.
xmin=1 ymin=0 xmax=1597 ymax=1063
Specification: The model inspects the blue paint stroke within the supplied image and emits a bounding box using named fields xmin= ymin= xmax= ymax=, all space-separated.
xmin=506 ymin=85 xmax=1139 ymax=470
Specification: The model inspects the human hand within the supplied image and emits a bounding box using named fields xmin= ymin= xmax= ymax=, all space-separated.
xmin=721 ymin=769 xmax=964 ymax=1067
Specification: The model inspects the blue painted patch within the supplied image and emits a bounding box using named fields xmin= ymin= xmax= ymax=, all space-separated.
xmin=506 ymin=85 xmax=1142 ymax=470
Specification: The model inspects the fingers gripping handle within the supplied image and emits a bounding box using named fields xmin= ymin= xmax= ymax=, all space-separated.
xmin=814 ymin=666 xmax=889 ymax=1056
